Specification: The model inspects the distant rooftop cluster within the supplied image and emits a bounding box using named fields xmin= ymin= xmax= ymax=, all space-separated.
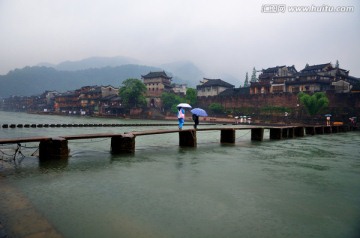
xmin=1 ymin=62 xmax=359 ymax=116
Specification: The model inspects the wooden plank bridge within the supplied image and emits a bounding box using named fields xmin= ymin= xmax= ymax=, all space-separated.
xmin=0 ymin=124 xmax=357 ymax=160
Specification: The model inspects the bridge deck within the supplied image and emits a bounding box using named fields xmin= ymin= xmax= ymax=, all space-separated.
xmin=0 ymin=125 xmax=346 ymax=144
xmin=0 ymin=136 xmax=52 ymax=144
xmin=0 ymin=128 xmax=256 ymax=144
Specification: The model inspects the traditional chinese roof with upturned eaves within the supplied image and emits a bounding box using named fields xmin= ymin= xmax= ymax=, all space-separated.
xmin=218 ymin=87 xmax=250 ymax=96
xmin=101 ymin=94 xmax=122 ymax=101
xmin=196 ymin=79 xmax=234 ymax=89
xmin=300 ymin=63 xmax=332 ymax=72
xmin=141 ymin=71 xmax=172 ymax=80
xmin=262 ymin=66 xmax=286 ymax=74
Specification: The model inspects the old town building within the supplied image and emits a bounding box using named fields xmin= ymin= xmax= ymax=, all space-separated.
xmin=172 ymin=83 xmax=187 ymax=96
xmin=54 ymin=85 xmax=119 ymax=115
xmin=141 ymin=71 xmax=173 ymax=108
xmin=196 ymin=78 xmax=235 ymax=97
xmin=1 ymin=62 xmax=359 ymax=121
xmin=250 ymin=65 xmax=297 ymax=94
xmin=250 ymin=63 xmax=357 ymax=95
xmin=142 ymin=71 xmax=173 ymax=97
xmin=286 ymin=63 xmax=350 ymax=93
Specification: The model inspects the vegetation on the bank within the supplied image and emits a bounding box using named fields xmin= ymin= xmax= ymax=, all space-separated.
xmin=298 ymin=92 xmax=329 ymax=116
xmin=119 ymin=78 xmax=147 ymax=108
xmin=209 ymin=103 xmax=225 ymax=114
xmin=185 ymin=88 xmax=197 ymax=106
xmin=161 ymin=92 xmax=182 ymax=113
xmin=261 ymin=106 xmax=290 ymax=114
xmin=161 ymin=88 xmax=198 ymax=113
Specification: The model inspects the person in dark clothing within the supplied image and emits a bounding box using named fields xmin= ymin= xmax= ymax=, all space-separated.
xmin=192 ymin=114 xmax=199 ymax=129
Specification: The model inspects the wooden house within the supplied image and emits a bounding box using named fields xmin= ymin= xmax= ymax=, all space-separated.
xmin=285 ymin=63 xmax=343 ymax=93
xmin=54 ymin=91 xmax=80 ymax=113
xmin=251 ymin=65 xmax=297 ymax=94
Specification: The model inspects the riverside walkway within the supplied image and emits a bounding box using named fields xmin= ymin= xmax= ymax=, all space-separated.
xmin=0 ymin=124 xmax=357 ymax=160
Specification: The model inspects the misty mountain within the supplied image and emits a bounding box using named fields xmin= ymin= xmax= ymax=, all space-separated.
xmin=161 ymin=60 xmax=240 ymax=87
xmin=38 ymin=56 xmax=205 ymax=86
xmin=0 ymin=56 xmax=236 ymax=97
xmin=160 ymin=61 xmax=204 ymax=87
xmin=0 ymin=65 xmax=160 ymax=97
xmin=38 ymin=56 xmax=139 ymax=71
xmin=38 ymin=56 xmax=240 ymax=88
xmin=220 ymin=73 xmax=242 ymax=87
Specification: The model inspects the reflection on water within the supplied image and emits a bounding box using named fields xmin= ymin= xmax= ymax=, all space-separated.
xmin=1 ymin=111 xmax=360 ymax=238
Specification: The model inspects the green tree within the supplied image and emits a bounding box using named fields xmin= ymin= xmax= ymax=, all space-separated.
xmin=251 ymin=67 xmax=257 ymax=82
xmin=119 ymin=78 xmax=147 ymax=108
xmin=244 ymin=72 xmax=249 ymax=87
xmin=185 ymin=88 xmax=197 ymax=106
xmin=298 ymin=92 xmax=329 ymax=116
xmin=161 ymin=92 xmax=182 ymax=112
xmin=209 ymin=103 xmax=224 ymax=114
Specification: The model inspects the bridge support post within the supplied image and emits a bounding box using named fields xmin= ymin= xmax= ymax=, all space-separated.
xmin=324 ymin=126 xmax=332 ymax=134
xmin=294 ymin=127 xmax=305 ymax=137
xmin=221 ymin=129 xmax=235 ymax=143
xmin=315 ymin=126 xmax=324 ymax=134
xmin=179 ymin=130 xmax=197 ymax=147
xmin=305 ymin=127 xmax=315 ymax=135
xmin=39 ymin=137 xmax=69 ymax=160
xmin=270 ymin=128 xmax=282 ymax=140
xmin=251 ymin=128 xmax=264 ymax=141
xmin=281 ymin=128 xmax=288 ymax=139
xmin=332 ymin=126 xmax=339 ymax=133
xmin=111 ymin=134 xmax=135 ymax=154
xmin=343 ymin=125 xmax=350 ymax=132
xmin=288 ymin=127 xmax=295 ymax=138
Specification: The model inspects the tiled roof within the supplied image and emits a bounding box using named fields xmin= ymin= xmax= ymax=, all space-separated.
xmin=84 ymin=87 xmax=102 ymax=94
xmin=218 ymin=87 xmax=250 ymax=96
xmin=197 ymin=79 xmax=234 ymax=89
xmin=101 ymin=95 xmax=122 ymax=101
xmin=141 ymin=71 xmax=172 ymax=79
xmin=58 ymin=91 xmax=78 ymax=97
xmin=262 ymin=66 xmax=286 ymax=74
xmin=300 ymin=63 xmax=332 ymax=72
xmin=347 ymin=75 xmax=360 ymax=85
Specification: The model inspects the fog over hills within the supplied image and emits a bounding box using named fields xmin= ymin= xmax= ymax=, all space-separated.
xmin=0 ymin=56 xmax=239 ymax=97
xmin=37 ymin=56 xmax=140 ymax=71
xmin=0 ymin=64 xmax=159 ymax=97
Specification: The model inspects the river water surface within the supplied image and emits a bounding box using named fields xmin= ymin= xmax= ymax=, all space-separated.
xmin=0 ymin=111 xmax=359 ymax=238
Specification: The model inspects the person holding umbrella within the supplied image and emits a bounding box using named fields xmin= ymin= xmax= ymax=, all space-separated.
xmin=176 ymin=103 xmax=192 ymax=130
xmin=192 ymin=114 xmax=199 ymax=129
xmin=177 ymin=107 xmax=185 ymax=130
xmin=190 ymin=108 xmax=208 ymax=129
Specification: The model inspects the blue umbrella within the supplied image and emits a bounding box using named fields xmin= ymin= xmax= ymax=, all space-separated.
xmin=191 ymin=108 xmax=208 ymax=117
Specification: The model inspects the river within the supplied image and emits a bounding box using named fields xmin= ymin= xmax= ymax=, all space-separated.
xmin=0 ymin=111 xmax=359 ymax=238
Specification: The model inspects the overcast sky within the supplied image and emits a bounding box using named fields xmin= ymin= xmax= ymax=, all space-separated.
xmin=0 ymin=0 xmax=359 ymax=84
